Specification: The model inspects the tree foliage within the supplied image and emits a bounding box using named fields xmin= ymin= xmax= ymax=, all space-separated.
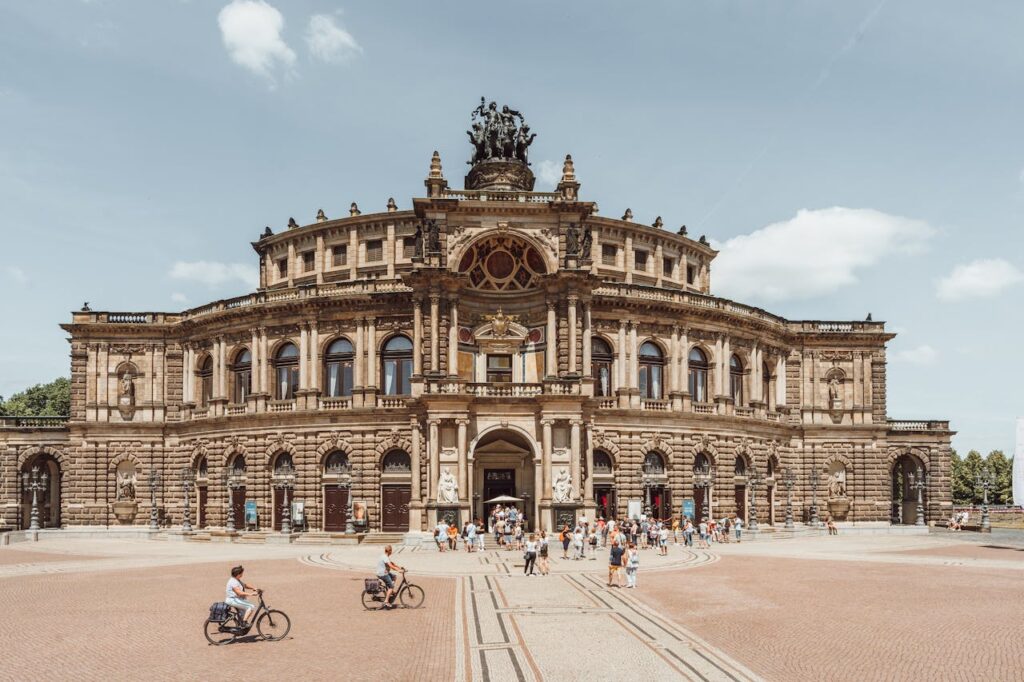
xmin=0 ymin=378 xmax=71 ymax=417
xmin=951 ymin=448 xmax=1014 ymax=505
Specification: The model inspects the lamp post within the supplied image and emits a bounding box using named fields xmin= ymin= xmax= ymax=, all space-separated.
xmin=180 ymin=466 xmax=194 ymax=532
xmin=908 ymin=466 xmax=928 ymax=527
xmin=809 ymin=466 xmax=820 ymax=527
xmin=148 ymin=471 xmax=161 ymax=531
xmin=521 ymin=492 xmax=530 ymax=531
xmin=273 ymin=461 xmax=295 ymax=535
xmin=341 ymin=464 xmax=363 ymax=535
xmin=782 ymin=468 xmax=796 ymax=530
xmin=694 ymin=464 xmax=715 ymax=523
xmin=22 ymin=465 xmax=49 ymax=531
xmin=225 ymin=478 xmax=242 ymax=532
xmin=748 ymin=470 xmax=764 ymax=532
xmin=975 ymin=466 xmax=993 ymax=532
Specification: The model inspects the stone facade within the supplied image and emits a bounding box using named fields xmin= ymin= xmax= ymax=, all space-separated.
xmin=0 ymin=146 xmax=953 ymax=534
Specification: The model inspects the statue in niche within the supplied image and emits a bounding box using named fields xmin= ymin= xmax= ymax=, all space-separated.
xmin=828 ymin=467 xmax=847 ymax=499
xmin=580 ymin=225 xmax=593 ymax=261
xmin=425 ymin=219 xmax=441 ymax=254
xmin=565 ymin=223 xmax=581 ymax=257
xmin=828 ymin=377 xmax=841 ymax=410
xmin=119 ymin=372 xmax=135 ymax=405
xmin=553 ymin=467 xmax=573 ymax=503
xmin=412 ymin=222 xmax=424 ymax=258
xmin=117 ymin=468 xmax=137 ymax=501
xmin=437 ymin=467 xmax=459 ymax=505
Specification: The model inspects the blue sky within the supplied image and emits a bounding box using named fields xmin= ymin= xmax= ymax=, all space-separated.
xmin=1 ymin=1 xmax=1021 ymax=454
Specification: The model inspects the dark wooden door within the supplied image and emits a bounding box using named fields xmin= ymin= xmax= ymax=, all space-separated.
xmin=198 ymin=486 xmax=208 ymax=528
xmin=694 ymin=487 xmax=706 ymax=523
xmin=231 ymin=486 xmax=246 ymax=529
xmin=734 ymin=485 xmax=746 ymax=521
xmin=272 ymin=488 xmax=285 ymax=531
xmin=595 ymin=487 xmax=615 ymax=520
xmin=324 ymin=485 xmax=348 ymax=532
xmin=381 ymin=486 xmax=411 ymax=532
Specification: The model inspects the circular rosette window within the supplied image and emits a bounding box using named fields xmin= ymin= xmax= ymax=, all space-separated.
xmin=457 ymin=235 xmax=548 ymax=291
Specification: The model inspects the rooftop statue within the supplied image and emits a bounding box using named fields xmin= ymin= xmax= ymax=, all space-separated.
xmin=467 ymin=97 xmax=536 ymax=166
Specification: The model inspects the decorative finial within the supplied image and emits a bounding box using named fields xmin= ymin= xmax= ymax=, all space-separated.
xmin=866 ymin=313 xmax=873 ymax=321
xmin=262 ymin=226 xmax=273 ymax=238
xmin=350 ymin=202 xmax=361 ymax=217
xmin=699 ymin=234 xmax=709 ymax=245
xmin=429 ymin=151 xmax=444 ymax=179
xmin=677 ymin=224 xmax=688 ymax=236
xmin=425 ymin=150 xmax=449 ymax=197
xmin=316 ymin=208 xmax=327 ymax=223
xmin=287 ymin=217 xmax=299 ymax=229
xmin=387 ymin=197 xmax=398 ymax=213
xmin=81 ymin=302 xmax=91 ymax=312
xmin=561 ymin=154 xmax=576 ymax=183
xmin=652 ymin=216 xmax=664 ymax=229
xmin=622 ymin=208 xmax=633 ymax=222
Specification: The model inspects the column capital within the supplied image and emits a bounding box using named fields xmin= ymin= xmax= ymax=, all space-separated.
xmin=546 ymin=298 xmax=557 ymax=311
xmin=447 ymin=293 xmax=459 ymax=304
xmin=569 ymin=418 xmax=585 ymax=427
xmin=618 ymin=319 xmax=628 ymax=329
xmin=567 ymin=294 xmax=579 ymax=306
xmin=455 ymin=418 xmax=470 ymax=427
xmin=429 ymin=292 xmax=441 ymax=305
xmin=540 ymin=418 xmax=555 ymax=427
xmin=427 ymin=417 xmax=441 ymax=427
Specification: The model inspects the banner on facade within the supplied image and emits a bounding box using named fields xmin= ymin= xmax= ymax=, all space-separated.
xmin=244 ymin=499 xmax=257 ymax=528
xmin=682 ymin=498 xmax=695 ymax=520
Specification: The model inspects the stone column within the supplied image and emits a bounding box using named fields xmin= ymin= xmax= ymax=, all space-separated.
xmin=456 ymin=419 xmax=468 ymax=501
xmin=584 ymin=422 xmax=595 ymax=505
xmin=776 ymin=355 xmax=787 ymax=408
xmin=386 ymin=223 xmax=396 ymax=279
xmin=299 ymin=324 xmax=309 ymax=389
xmin=410 ymin=417 xmax=423 ymax=530
xmin=260 ymin=329 xmax=270 ymax=398
xmin=219 ymin=337 xmax=227 ymax=400
xmin=183 ymin=344 xmax=193 ymax=403
xmin=750 ymin=342 xmax=760 ymax=404
xmin=413 ymin=296 xmax=424 ymax=376
xmin=315 ymin=234 xmax=325 ymax=285
xmin=765 ymin=352 xmax=776 ymax=412
xmin=715 ymin=334 xmax=724 ymax=396
xmin=541 ymin=419 xmax=553 ymax=501
xmin=680 ymin=328 xmax=690 ymax=397
xmin=582 ymin=303 xmax=592 ymax=376
xmin=570 ymin=419 xmax=582 ymax=501
xmin=348 ymin=226 xmax=358 ymax=280
xmin=366 ymin=317 xmax=377 ymax=389
xmin=428 ymin=419 xmax=440 ymax=501
xmin=629 ymin=323 xmax=638 ymax=387
xmin=567 ymin=295 xmax=578 ymax=375
xmin=448 ymin=296 xmax=459 ymax=377
xmin=250 ymin=330 xmax=261 ymax=394
xmin=624 ymin=234 xmax=634 ymax=284
xmin=429 ymin=293 xmax=440 ymax=374
xmin=546 ymin=298 xmax=557 ymax=377
xmin=617 ymin=320 xmax=627 ymax=388
xmin=669 ymin=325 xmax=679 ymax=393
xmin=354 ymin=318 xmax=365 ymax=388
xmin=210 ymin=339 xmax=221 ymax=398
xmin=309 ymin=322 xmax=320 ymax=392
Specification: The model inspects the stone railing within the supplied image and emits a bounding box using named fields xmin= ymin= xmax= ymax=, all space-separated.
xmin=597 ymin=398 xmax=617 ymax=409
xmin=321 ymin=397 xmax=352 ymax=410
xmin=268 ymin=400 xmax=295 ymax=413
xmin=692 ymin=402 xmax=716 ymax=415
xmin=735 ymin=406 xmax=755 ymax=418
xmin=887 ymin=420 xmax=950 ymax=432
xmin=468 ymin=383 xmax=543 ymax=397
xmin=226 ymin=404 xmax=247 ymax=416
xmin=766 ymin=411 xmax=782 ymax=422
xmin=377 ymin=396 xmax=407 ymax=408
xmin=0 ymin=415 xmax=69 ymax=429
xmin=440 ymin=189 xmax=561 ymax=203
xmin=543 ymin=380 xmax=581 ymax=396
xmin=191 ymin=408 xmax=209 ymax=420
xmin=641 ymin=399 xmax=669 ymax=411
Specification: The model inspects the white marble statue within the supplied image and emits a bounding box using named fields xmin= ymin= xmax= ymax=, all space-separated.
xmin=828 ymin=468 xmax=847 ymax=498
xmin=552 ymin=467 xmax=572 ymax=503
xmin=437 ymin=467 xmax=459 ymax=504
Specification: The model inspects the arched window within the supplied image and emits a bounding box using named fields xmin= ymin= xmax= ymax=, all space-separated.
xmin=197 ymin=455 xmax=209 ymax=478
xmin=324 ymin=338 xmax=354 ymax=398
xmin=730 ymin=354 xmax=744 ymax=405
xmin=762 ymin=361 xmax=771 ymax=406
xmin=382 ymin=450 xmax=412 ymax=473
xmin=232 ymin=349 xmax=251 ymax=403
xmin=324 ymin=451 xmax=349 ymax=474
xmin=231 ymin=454 xmax=247 ymax=475
xmin=274 ymin=343 xmax=299 ymax=400
xmin=593 ymin=450 xmax=613 ymax=474
xmin=638 ymin=341 xmax=664 ymax=400
xmin=734 ymin=456 xmax=747 ymax=476
xmin=688 ymin=347 xmax=709 ymax=403
xmin=273 ymin=452 xmax=294 ymax=476
xmin=693 ymin=452 xmax=711 ymax=474
xmin=198 ymin=355 xmax=213 ymax=408
xmin=767 ymin=457 xmax=776 ymax=478
xmin=592 ymin=337 xmax=614 ymax=397
xmin=381 ymin=336 xmax=413 ymax=395
xmin=643 ymin=452 xmax=666 ymax=475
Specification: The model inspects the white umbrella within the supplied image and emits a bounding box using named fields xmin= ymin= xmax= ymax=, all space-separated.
xmin=484 ymin=495 xmax=523 ymax=504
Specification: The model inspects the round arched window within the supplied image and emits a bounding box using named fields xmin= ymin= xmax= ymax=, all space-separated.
xmin=381 ymin=336 xmax=413 ymax=395
xmin=324 ymin=451 xmax=349 ymax=473
xmin=639 ymin=342 xmax=664 ymax=400
xmin=592 ymin=337 xmax=614 ymax=397
xmin=274 ymin=343 xmax=299 ymax=400
xmin=593 ymin=451 xmax=613 ymax=474
xmin=730 ymin=355 xmax=744 ymax=404
xmin=688 ymin=347 xmax=709 ymax=404
xmin=232 ymin=349 xmax=252 ymax=403
xmin=324 ymin=338 xmax=354 ymax=398
xmin=458 ymin=235 xmax=548 ymax=291
xmin=643 ymin=452 xmax=666 ymax=475
xmin=382 ymin=451 xmax=412 ymax=473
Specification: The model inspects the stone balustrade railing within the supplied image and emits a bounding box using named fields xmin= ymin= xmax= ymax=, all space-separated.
xmin=692 ymin=402 xmax=716 ymax=415
xmin=0 ymin=415 xmax=69 ymax=429
xmin=268 ymin=400 xmax=295 ymax=413
xmin=440 ymin=189 xmax=561 ymax=203
xmin=887 ymin=419 xmax=950 ymax=432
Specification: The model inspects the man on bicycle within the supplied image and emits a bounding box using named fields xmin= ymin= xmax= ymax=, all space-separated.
xmin=377 ymin=545 xmax=405 ymax=608
xmin=225 ymin=565 xmax=259 ymax=626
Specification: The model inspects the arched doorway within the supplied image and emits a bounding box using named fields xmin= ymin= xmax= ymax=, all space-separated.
xmin=270 ymin=452 xmax=294 ymax=531
xmin=642 ymin=452 xmax=671 ymax=519
xmin=226 ymin=453 xmax=248 ymax=530
xmin=733 ymin=454 xmax=749 ymax=522
xmin=321 ymin=451 xmax=350 ymax=533
xmin=592 ymin=450 xmax=616 ymax=520
xmin=380 ymin=450 xmax=412 ymax=532
xmin=767 ymin=455 xmax=778 ymax=526
xmin=21 ymin=453 xmax=61 ymax=529
xmin=471 ymin=428 xmax=537 ymax=529
xmin=892 ymin=452 xmax=927 ymax=525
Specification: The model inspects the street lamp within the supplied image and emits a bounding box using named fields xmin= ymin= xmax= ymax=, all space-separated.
xmin=908 ymin=466 xmax=928 ymax=527
xmin=225 ymin=477 xmax=242 ymax=532
xmin=341 ymin=463 xmax=363 ymax=535
xmin=521 ymin=491 xmax=531 ymax=531
xmin=748 ymin=470 xmax=764 ymax=532
xmin=693 ymin=464 xmax=715 ymax=523
xmin=273 ymin=461 xmax=295 ymax=535
xmin=782 ymin=468 xmax=796 ymax=530
xmin=22 ymin=465 xmax=49 ymax=531
xmin=179 ymin=466 xmax=194 ymax=532
xmin=148 ymin=471 xmax=161 ymax=531
xmin=809 ymin=467 xmax=820 ymax=527
xmin=976 ymin=466 xmax=993 ymax=531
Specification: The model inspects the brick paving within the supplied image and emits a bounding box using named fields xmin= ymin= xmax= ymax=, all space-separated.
xmin=889 ymin=543 xmax=1024 ymax=561
xmin=0 ymin=558 xmax=455 ymax=682
xmin=0 ymin=547 xmax=104 ymax=565
xmin=635 ymin=555 xmax=1024 ymax=682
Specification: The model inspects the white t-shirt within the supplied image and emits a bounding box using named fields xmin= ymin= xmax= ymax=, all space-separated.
xmin=525 ymin=540 xmax=537 ymax=553
xmin=467 ymin=523 xmax=477 ymax=538
xmin=376 ymin=553 xmax=391 ymax=577
xmin=226 ymin=577 xmax=244 ymax=601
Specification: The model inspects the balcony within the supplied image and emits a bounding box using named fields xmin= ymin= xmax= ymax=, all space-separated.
xmin=424 ymin=379 xmax=582 ymax=398
xmin=226 ymin=404 xmax=247 ymax=416
xmin=0 ymin=416 xmax=69 ymax=429
xmin=321 ymin=397 xmax=352 ymax=410
xmin=692 ymin=402 xmax=716 ymax=415
xmin=735 ymin=406 xmax=754 ymax=418
xmin=268 ymin=400 xmax=295 ymax=413
xmin=641 ymin=399 xmax=669 ymax=411
xmin=377 ymin=396 xmax=407 ymax=409
xmin=887 ymin=420 xmax=950 ymax=432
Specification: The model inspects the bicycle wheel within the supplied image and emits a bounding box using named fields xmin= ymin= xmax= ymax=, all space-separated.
xmin=204 ymin=618 xmax=237 ymax=646
xmin=361 ymin=589 xmax=386 ymax=611
xmin=257 ymin=609 xmax=291 ymax=641
xmin=399 ymin=584 xmax=425 ymax=609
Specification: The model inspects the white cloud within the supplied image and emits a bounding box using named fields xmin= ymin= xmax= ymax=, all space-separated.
xmin=4 ymin=266 xmax=28 ymax=285
xmin=890 ymin=344 xmax=939 ymax=365
xmin=217 ymin=0 xmax=296 ymax=84
xmin=712 ymin=207 xmax=935 ymax=303
xmin=170 ymin=292 xmax=189 ymax=304
xmin=169 ymin=261 xmax=257 ymax=288
xmin=936 ymin=258 xmax=1023 ymax=302
xmin=536 ymin=160 xmax=561 ymax=187
xmin=305 ymin=14 xmax=361 ymax=64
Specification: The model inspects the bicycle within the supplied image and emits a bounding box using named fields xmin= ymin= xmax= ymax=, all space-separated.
xmin=361 ymin=569 xmax=425 ymax=610
xmin=204 ymin=589 xmax=291 ymax=645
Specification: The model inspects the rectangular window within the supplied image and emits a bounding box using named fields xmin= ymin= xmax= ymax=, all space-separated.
xmin=277 ymin=258 xmax=288 ymax=280
xmin=403 ymin=237 xmax=416 ymax=258
xmin=332 ymin=245 xmax=347 ymax=267
xmin=634 ymin=250 xmax=648 ymax=272
xmin=302 ymin=251 xmax=315 ymax=273
xmin=686 ymin=264 xmax=697 ymax=285
xmin=663 ymin=257 xmax=674 ymax=277
xmin=486 ymin=354 xmax=513 ymax=383
xmin=366 ymin=239 xmax=383 ymax=262
xmin=602 ymin=244 xmax=617 ymax=266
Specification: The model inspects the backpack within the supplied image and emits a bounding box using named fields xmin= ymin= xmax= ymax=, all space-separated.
xmin=364 ymin=578 xmax=382 ymax=593
xmin=209 ymin=602 xmax=231 ymax=622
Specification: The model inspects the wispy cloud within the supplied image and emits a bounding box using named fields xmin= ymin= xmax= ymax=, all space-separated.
xmin=713 ymin=207 xmax=935 ymax=303
xmin=169 ymin=261 xmax=257 ymax=288
xmin=4 ymin=266 xmax=28 ymax=285
xmin=890 ymin=344 xmax=939 ymax=365
xmin=306 ymin=13 xmax=361 ymax=64
xmin=170 ymin=292 xmax=189 ymax=304
xmin=217 ymin=0 xmax=296 ymax=86
xmin=936 ymin=258 xmax=1023 ymax=302
xmin=535 ymin=160 xmax=561 ymax=188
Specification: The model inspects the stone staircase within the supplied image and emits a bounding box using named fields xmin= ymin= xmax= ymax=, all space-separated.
xmin=359 ymin=532 xmax=406 ymax=545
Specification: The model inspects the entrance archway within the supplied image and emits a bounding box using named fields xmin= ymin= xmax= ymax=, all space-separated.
xmin=21 ymin=453 xmax=61 ymax=529
xmin=891 ymin=451 xmax=927 ymax=525
xmin=380 ymin=450 xmax=412 ymax=532
xmin=470 ymin=428 xmax=537 ymax=529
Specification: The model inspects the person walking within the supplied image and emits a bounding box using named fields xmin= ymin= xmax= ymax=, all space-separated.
xmin=672 ymin=517 xmax=681 ymax=545
xmin=625 ymin=542 xmax=639 ymax=588
xmin=733 ymin=515 xmax=743 ymax=543
xmin=698 ymin=520 xmax=709 ymax=549
xmin=659 ymin=524 xmax=669 ymax=555
xmin=524 ymin=533 xmax=538 ymax=576
xmin=560 ymin=525 xmax=571 ymax=559
xmin=683 ymin=518 xmax=694 ymax=547
xmin=476 ymin=519 xmax=487 ymax=550
xmin=538 ymin=531 xmax=550 ymax=575
xmin=467 ymin=519 xmax=478 ymax=552
xmin=588 ymin=527 xmax=598 ymax=559
xmin=607 ymin=539 xmax=625 ymax=587
xmin=573 ymin=525 xmax=585 ymax=560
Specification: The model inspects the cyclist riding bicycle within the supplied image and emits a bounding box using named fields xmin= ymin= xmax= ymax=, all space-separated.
xmin=376 ymin=545 xmax=406 ymax=609
xmin=225 ymin=565 xmax=260 ymax=627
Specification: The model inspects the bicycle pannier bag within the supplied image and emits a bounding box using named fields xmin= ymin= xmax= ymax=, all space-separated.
xmin=209 ymin=602 xmax=231 ymax=622
xmin=364 ymin=578 xmax=381 ymax=593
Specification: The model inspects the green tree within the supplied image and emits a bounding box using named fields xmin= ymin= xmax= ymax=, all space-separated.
xmin=0 ymin=378 xmax=70 ymax=417
xmin=952 ymin=450 xmax=985 ymax=504
xmin=985 ymin=450 xmax=1013 ymax=505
